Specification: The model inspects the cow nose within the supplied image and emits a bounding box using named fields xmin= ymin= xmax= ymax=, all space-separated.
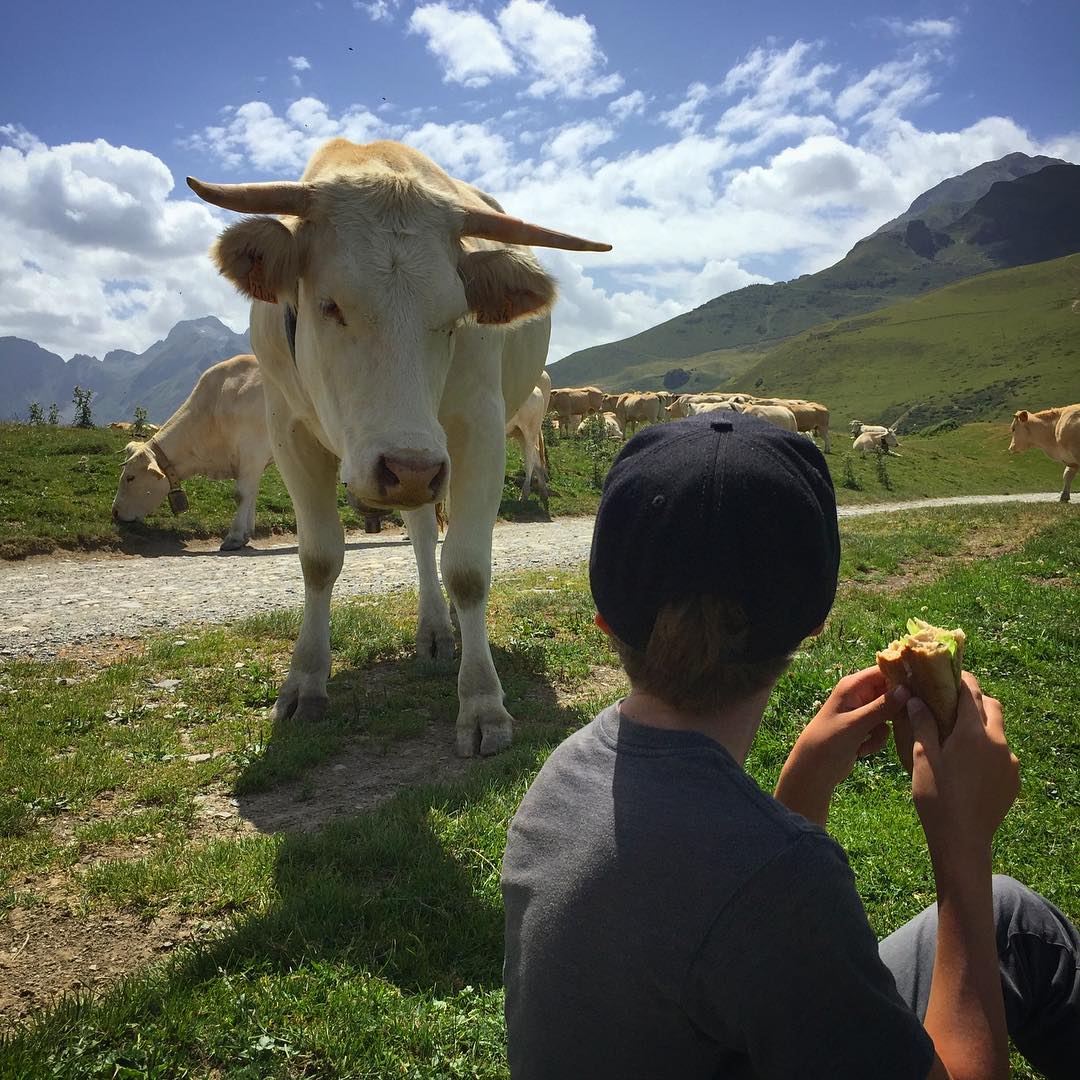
xmin=376 ymin=452 xmax=448 ymax=506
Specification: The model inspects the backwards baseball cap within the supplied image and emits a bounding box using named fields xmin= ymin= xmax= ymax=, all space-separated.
xmin=589 ymin=411 xmax=840 ymax=660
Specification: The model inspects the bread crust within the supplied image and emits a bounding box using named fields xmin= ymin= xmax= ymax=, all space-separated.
xmin=876 ymin=622 xmax=965 ymax=740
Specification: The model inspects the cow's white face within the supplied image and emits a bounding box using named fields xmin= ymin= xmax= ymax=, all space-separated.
xmin=112 ymin=444 xmax=169 ymax=521
xmin=295 ymin=221 xmax=472 ymax=508
xmin=1008 ymin=412 xmax=1031 ymax=453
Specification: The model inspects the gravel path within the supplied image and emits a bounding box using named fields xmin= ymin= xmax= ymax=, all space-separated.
xmin=0 ymin=492 xmax=1065 ymax=659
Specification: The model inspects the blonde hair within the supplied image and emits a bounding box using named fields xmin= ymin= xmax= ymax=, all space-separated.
xmin=610 ymin=595 xmax=793 ymax=712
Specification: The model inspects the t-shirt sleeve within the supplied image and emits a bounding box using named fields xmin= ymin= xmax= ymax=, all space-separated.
xmin=683 ymin=830 xmax=936 ymax=1079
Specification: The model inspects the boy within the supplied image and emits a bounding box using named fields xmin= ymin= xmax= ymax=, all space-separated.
xmin=502 ymin=413 xmax=1078 ymax=1079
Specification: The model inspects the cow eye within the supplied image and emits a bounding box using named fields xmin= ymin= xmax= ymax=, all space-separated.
xmin=320 ymin=299 xmax=346 ymax=326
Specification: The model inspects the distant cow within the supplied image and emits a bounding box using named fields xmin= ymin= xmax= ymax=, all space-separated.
xmin=616 ymin=392 xmax=663 ymax=437
xmin=742 ymin=403 xmax=798 ymax=432
xmin=577 ymin=411 xmax=622 ymax=439
xmin=1009 ymin=404 xmax=1080 ymax=501
xmin=853 ymin=430 xmax=899 ymax=455
xmin=550 ymin=386 xmax=604 ymax=433
xmin=688 ymin=400 xmax=741 ymax=416
xmin=111 ymin=354 xmax=272 ymax=550
xmin=506 ymin=369 xmax=551 ymax=502
xmin=851 ymin=421 xmax=895 ymax=438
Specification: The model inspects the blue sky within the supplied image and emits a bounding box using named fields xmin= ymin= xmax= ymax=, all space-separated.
xmin=2 ymin=0 xmax=1078 ymax=360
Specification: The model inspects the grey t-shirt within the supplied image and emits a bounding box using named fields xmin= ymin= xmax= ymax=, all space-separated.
xmin=501 ymin=705 xmax=935 ymax=1079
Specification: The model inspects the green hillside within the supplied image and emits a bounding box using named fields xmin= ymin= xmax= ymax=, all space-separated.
xmin=704 ymin=252 xmax=1080 ymax=429
xmin=549 ymin=160 xmax=1080 ymax=389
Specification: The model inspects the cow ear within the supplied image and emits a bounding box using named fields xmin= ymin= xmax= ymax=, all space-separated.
xmin=459 ymin=248 xmax=557 ymax=325
xmin=211 ymin=217 xmax=301 ymax=304
xmin=1015 ymin=410 xmax=1029 ymax=422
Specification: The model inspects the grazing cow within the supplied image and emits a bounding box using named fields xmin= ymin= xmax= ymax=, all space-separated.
xmin=189 ymin=138 xmax=609 ymax=755
xmin=687 ymin=400 xmax=741 ymax=416
xmin=853 ymin=429 xmax=900 ymax=454
xmin=1009 ymin=405 xmax=1080 ymax=501
xmin=601 ymin=392 xmax=622 ymax=413
xmin=615 ymin=392 xmax=662 ymax=437
xmin=549 ymin=386 xmax=604 ymax=433
xmin=577 ymin=411 xmax=622 ymax=439
xmin=111 ymin=354 xmax=272 ymax=550
xmin=851 ymin=420 xmax=895 ymax=438
xmin=742 ymin=403 xmax=798 ymax=432
xmin=506 ymin=369 xmax=551 ymax=502
xmin=109 ymin=421 xmax=135 ymax=431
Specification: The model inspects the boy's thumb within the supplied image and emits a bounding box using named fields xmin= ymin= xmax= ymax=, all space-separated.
xmin=907 ymin=697 xmax=939 ymax=751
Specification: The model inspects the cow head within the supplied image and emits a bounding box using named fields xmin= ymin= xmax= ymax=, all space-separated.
xmin=1008 ymin=410 xmax=1031 ymax=453
xmin=112 ymin=442 xmax=170 ymax=521
xmin=189 ymin=151 xmax=610 ymax=510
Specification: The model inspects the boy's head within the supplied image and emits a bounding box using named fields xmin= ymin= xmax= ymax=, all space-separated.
xmin=589 ymin=412 xmax=839 ymax=711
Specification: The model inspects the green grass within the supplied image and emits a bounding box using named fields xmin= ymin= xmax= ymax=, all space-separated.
xmin=1 ymin=418 xmax=1068 ymax=558
xmin=0 ymin=503 xmax=1076 ymax=1077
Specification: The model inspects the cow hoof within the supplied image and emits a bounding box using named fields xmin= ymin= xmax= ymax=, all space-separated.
xmin=455 ymin=700 xmax=514 ymax=758
xmin=220 ymin=537 xmax=249 ymax=551
xmin=272 ymin=687 xmax=329 ymax=724
xmin=416 ymin=621 xmax=456 ymax=668
xmin=1060 ymin=493 xmax=1070 ymax=503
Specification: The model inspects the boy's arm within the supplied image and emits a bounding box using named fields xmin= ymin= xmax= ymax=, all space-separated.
xmin=896 ymin=683 xmax=1018 ymax=1080
xmin=774 ymin=667 xmax=908 ymax=826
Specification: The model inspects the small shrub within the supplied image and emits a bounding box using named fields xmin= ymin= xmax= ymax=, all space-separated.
xmin=875 ymin=452 xmax=893 ymax=491
xmin=133 ymin=406 xmax=149 ymax=437
xmin=27 ymin=402 xmax=45 ymax=426
xmin=579 ymin=413 xmax=615 ymax=491
xmin=72 ymin=385 xmax=94 ymax=428
xmin=47 ymin=403 xmax=60 ymax=425
xmin=841 ymin=455 xmax=861 ymax=491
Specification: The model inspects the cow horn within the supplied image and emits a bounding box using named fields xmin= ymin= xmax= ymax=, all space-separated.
xmin=460 ymin=208 xmax=611 ymax=252
xmin=186 ymin=177 xmax=311 ymax=217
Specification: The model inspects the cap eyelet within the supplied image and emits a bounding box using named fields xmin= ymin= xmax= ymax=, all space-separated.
xmin=711 ymin=420 xmax=733 ymax=432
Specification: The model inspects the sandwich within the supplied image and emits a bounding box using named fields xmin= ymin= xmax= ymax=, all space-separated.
xmin=876 ymin=618 xmax=966 ymax=740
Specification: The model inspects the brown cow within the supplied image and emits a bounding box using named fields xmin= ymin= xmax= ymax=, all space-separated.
xmin=1009 ymin=405 xmax=1080 ymax=501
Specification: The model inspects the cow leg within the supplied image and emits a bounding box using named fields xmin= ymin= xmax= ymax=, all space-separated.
xmin=442 ymin=404 xmax=513 ymax=757
xmin=402 ymin=505 xmax=455 ymax=664
xmin=221 ymin=466 xmax=261 ymax=551
xmin=821 ymin=426 xmax=832 ymax=454
xmin=1062 ymin=464 xmax=1077 ymax=502
xmin=269 ymin=415 xmax=343 ymax=724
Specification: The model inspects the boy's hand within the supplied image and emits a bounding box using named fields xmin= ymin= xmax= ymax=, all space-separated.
xmin=774 ymin=668 xmax=910 ymax=827
xmin=893 ymin=673 xmax=1020 ymax=863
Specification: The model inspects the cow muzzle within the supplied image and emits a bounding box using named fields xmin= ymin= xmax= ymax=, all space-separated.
xmin=349 ymin=450 xmax=449 ymax=509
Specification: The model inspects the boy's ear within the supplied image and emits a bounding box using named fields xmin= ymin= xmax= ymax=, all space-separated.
xmin=807 ymin=621 xmax=826 ymax=638
xmin=594 ymin=612 xmax=614 ymax=637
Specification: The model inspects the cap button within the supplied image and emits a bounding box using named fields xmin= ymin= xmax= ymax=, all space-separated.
xmin=711 ymin=420 xmax=733 ymax=432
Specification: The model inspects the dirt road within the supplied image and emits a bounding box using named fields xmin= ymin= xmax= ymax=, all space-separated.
xmin=0 ymin=492 xmax=1067 ymax=658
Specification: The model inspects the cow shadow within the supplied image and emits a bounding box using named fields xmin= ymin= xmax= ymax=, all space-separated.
xmin=201 ymin=642 xmax=577 ymax=996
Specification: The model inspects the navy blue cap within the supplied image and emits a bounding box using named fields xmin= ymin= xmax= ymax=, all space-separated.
xmin=589 ymin=412 xmax=840 ymax=659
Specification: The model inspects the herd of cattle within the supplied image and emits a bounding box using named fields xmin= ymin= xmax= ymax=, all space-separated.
xmin=96 ymin=137 xmax=1078 ymax=758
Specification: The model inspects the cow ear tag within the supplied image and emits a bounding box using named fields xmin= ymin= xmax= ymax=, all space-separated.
xmin=168 ymin=489 xmax=190 ymax=514
xmin=248 ymin=256 xmax=278 ymax=304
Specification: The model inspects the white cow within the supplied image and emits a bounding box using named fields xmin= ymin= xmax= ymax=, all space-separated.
xmin=576 ymin=411 xmax=622 ymax=439
xmin=189 ymin=138 xmax=609 ymax=755
xmin=111 ymin=354 xmax=271 ymax=551
xmin=506 ymin=369 xmax=551 ymax=502
xmin=742 ymin=403 xmax=799 ymax=432
xmin=687 ymin=400 xmax=741 ymax=416
xmin=1009 ymin=405 xmax=1080 ymax=501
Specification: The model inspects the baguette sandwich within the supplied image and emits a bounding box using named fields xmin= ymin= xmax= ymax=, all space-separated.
xmin=876 ymin=618 xmax=966 ymax=740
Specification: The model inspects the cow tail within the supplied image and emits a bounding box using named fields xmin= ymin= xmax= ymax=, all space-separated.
xmin=435 ymin=500 xmax=448 ymax=533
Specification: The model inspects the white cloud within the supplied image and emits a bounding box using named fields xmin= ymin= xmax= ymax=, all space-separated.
xmin=886 ymin=17 xmax=959 ymax=39
xmin=288 ymin=55 xmax=311 ymax=72
xmin=408 ymin=4 xmax=517 ymax=88
xmin=407 ymin=1 xmax=620 ymax=99
xmin=357 ymin=0 xmax=399 ymax=21
xmin=0 ymin=128 xmax=247 ymax=358
xmin=609 ymin=90 xmax=647 ymax=121
xmin=545 ymin=120 xmax=614 ymax=163
xmin=497 ymin=0 xmax=622 ymax=98
xmin=661 ymin=83 xmax=711 ymax=135
xmin=836 ymin=56 xmax=935 ymax=124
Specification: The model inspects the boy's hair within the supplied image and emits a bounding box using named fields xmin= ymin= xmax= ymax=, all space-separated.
xmin=610 ymin=593 xmax=794 ymax=712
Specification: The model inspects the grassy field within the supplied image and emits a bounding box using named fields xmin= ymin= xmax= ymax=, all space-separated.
xmin=0 ymin=502 xmax=1076 ymax=1077
xmin=697 ymin=252 xmax=1080 ymax=428
xmin=0 ymin=419 xmax=1068 ymax=558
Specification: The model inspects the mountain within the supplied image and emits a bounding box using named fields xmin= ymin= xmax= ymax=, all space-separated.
xmin=1 ymin=316 xmax=250 ymax=424
xmin=707 ymin=252 xmax=1080 ymax=431
xmin=548 ymin=154 xmax=1078 ymax=390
